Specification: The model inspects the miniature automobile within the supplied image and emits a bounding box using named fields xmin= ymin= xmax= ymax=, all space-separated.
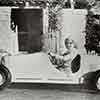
xmin=0 ymin=51 xmax=100 ymax=91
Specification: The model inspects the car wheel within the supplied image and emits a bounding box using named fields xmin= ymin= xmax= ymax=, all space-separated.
xmin=0 ymin=64 xmax=11 ymax=90
xmin=96 ymin=76 xmax=100 ymax=90
xmin=80 ymin=71 xmax=97 ymax=90
xmin=93 ymin=70 xmax=100 ymax=91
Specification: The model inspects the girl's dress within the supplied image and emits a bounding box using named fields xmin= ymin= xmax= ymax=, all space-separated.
xmin=49 ymin=48 xmax=81 ymax=76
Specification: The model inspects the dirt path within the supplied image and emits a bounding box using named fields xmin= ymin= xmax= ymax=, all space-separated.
xmin=0 ymin=88 xmax=100 ymax=100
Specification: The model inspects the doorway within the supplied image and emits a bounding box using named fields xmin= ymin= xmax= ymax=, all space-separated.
xmin=11 ymin=8 xmax=43 ymax=53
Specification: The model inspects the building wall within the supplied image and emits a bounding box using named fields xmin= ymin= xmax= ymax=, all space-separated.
xmin=0 ymin=8 xmax=87 ymax=55
xmin=0 ymin=7 xmax=18 ymax=54
xmin=60 ymin=9 xmax=87 ymax=54
xmin=43 ymin=9 xmax=87 ymax=54
xmin=0 ymin=7 xmax=45 ymax=54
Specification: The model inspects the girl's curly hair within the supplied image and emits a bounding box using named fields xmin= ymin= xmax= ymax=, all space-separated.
xmin=64 ymin=38 xmax=78 ymax=49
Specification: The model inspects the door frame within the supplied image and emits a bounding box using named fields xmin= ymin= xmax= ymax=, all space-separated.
xmin=11 ymin=6 xmax=48 ymax=53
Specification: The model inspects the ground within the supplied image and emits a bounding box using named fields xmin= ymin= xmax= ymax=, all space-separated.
xmin=0 ymin=83 xmax=100 ymax=100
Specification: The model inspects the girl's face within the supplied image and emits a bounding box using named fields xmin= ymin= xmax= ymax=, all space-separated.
xmin=65 ymin=40 xmax=74 ymax=50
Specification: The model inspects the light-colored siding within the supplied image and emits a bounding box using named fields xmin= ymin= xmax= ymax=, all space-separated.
xmin=0 ymin=7 xmax=18 ymax=54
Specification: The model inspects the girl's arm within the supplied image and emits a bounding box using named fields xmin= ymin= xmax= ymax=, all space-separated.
xmin=48 ymin=49 xmax=78 ymax=62
xmin=48 ymin=51 xmax=71 ymax=61
xmin=63 ymin=54 xmax=72 ymax=62
xmin=63 ymin=49 xmax=78 ymax=62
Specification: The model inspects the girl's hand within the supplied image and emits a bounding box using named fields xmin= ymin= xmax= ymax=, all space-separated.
xmin=48 ymin=52 xmax=56 ymax=57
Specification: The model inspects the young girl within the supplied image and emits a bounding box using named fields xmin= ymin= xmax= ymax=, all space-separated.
xmin=48 ymin=38 xmax=80 ymax=77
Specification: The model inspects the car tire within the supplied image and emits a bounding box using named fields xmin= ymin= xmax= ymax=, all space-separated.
xmin=96 ymin=76 xmax=100 ymax=90
xmin=94 ymin=70 xmax=100 ymax=91
xmin=0 ymin=64 xmax=11 ymax=90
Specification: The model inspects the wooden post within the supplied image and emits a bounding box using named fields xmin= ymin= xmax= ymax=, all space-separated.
xmin=70 ymin=0 xmax=74 ymax=9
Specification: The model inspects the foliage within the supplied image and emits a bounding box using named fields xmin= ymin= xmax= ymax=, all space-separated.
xmin=0 ymin=0 xmax=47 ymax=7
xmin=74 ymin=0 xmax=90 ymax=9
xmin=74 ymin=0 xmax=100 ymax=10
xmin=48 ymin=0 xmax=65 ymax=32
xmin=0 ymin=0 xmax=16 ymax=6
xmin=72 ymin=0 xmax=100 ymax=54
xmin=85 ymin=12 xmax=100 ymax=54
xmin=84 ymin=0 xmax=100 ymax=54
